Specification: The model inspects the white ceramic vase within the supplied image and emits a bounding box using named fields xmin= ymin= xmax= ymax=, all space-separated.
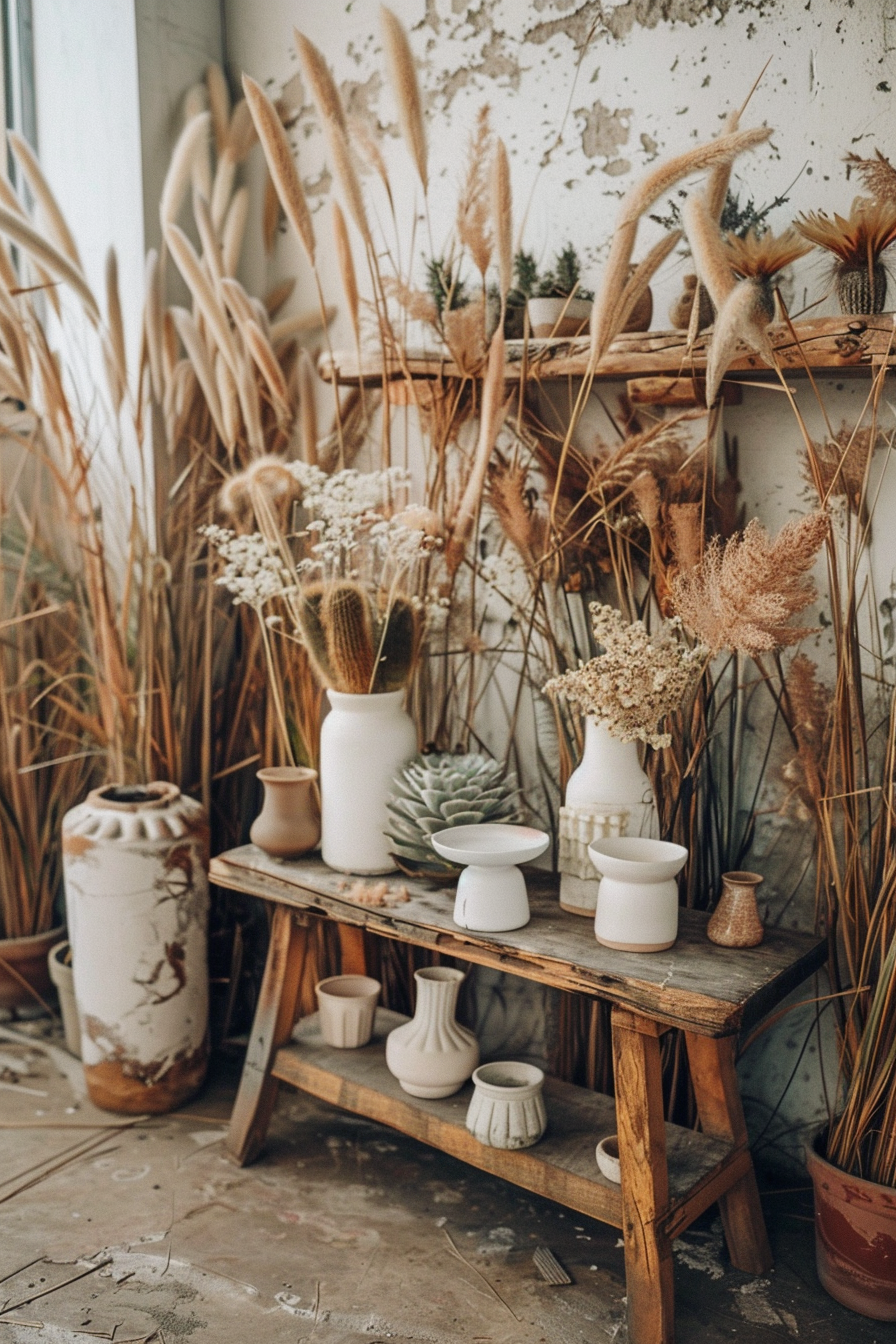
xmin=320 ymin=689 xmax=417 ymax=874
xmin=587 ymin=836 xmax=688 ymax=953
xmin=466 ymin=1061 xmax=547 ymax=1149
xmin=62 ymin=782 xmax=210 ymax=1113
xmin=385 ymin=966 xmax=479 ymax=1098
xmin=560 ymin=717 xmax=659 ymax=917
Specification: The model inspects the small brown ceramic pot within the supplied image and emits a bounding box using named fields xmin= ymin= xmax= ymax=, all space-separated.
xmin=250 ymin=766 xmax=321 ymax=859
xmin=807 ymin=1129 xmax=896 ymax=1321
xmin=707 ymin=871 xmax=764 ymax=948
xmin=0 ymin=925 xmax=65 ymax=1010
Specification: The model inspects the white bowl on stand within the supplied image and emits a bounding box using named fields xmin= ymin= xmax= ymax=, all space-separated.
xmin=431 ymin=824 xmax=550 ymax=932
xmin=587 ymin=836 xmax=688 ymax=952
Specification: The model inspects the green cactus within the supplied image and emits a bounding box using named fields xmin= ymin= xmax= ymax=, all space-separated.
xmin=373 ymin=595 xmax=420 ymax=693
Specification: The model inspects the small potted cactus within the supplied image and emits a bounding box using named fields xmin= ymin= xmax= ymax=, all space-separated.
xmin=796 ymin=197 xmax=896 ymax=315
xmin=385 ymin=752 xmax=522 ymax=878
xmin=527 ymin=243 xmax=594 ymax=338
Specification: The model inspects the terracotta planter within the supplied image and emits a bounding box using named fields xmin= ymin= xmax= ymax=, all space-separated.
xmin=707 ymin=871 xmax=765 ymax=948
xmin=250 ymin=766 xmax=321 ymax=859
xmin=806 ymin=1130 xmax=896 ymax=1321
xmin=0 ymin=924 xmax=64 ymax=1010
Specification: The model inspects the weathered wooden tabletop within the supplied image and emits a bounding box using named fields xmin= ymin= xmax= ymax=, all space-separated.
xmin=211 ymin=847 xmax=826 ymax=1037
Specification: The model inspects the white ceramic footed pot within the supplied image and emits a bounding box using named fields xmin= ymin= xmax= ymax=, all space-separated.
xmin=431 ymin=824 xmax=550 ymax=933
xmin=560 ymin=718 xmax=659 ymax=917
xmin=595 ymin=1134 xmax=621 ymax=1183
xmin=315 ymin=974 xmax=380 ymax=1048
xmin=386 ymin=966 xmax=479 ymax=1098
xmin=466 ymin=1061 xmax=547 ymax=1150
xmin=62 ymin=782 xmax=209 ymax=1113
xmin=528 ymin=296 xmax=592 ymax=339
xmin=588 ymin=836 xmax=688 ymax=953
xmin=320 ymin=690 xmax=417 ymax=875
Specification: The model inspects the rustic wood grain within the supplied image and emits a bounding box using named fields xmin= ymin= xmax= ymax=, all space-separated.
xmin=272 ymin=1010 xmax=735 ymax=1224
xmin=319 ymin=315 xmax=893 ymax=386
xmin=226 ymin=906 xmax=309 ymax=1166
xmin=685 ymin=1032 xmax=773 ymax=1273
xmin=210 ymin=848 xmax=826 ymax=1037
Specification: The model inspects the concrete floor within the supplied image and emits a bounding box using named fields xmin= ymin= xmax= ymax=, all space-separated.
xmin=0 ymin=1020 xmax=888 ymax=1343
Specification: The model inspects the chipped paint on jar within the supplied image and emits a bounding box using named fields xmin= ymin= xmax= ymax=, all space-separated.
xmin=62 ymin=782 xmax=210 ymax=1114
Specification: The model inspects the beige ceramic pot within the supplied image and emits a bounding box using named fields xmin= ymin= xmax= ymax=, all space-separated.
xmin=315 ymin=974 xmax=380 ymax=1048
xmin=250 ymin=766 xmax=321 ymax=859
xmin=707 ymin=871 xmax=764 ymax=948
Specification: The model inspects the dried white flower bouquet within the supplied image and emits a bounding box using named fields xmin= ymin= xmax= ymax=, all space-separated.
xmin=543 ymin=604 xmax=707 ymax=749
xmin=205 ymin=461 xmax=442 ymax=698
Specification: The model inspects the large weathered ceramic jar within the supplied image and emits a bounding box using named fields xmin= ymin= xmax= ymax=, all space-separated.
xmin=62 ymin=782 xmax=210 ymax=1114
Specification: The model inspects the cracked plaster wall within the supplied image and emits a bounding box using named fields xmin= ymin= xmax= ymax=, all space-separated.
xmin=223 ymin=0 xmax=896 ymax=1173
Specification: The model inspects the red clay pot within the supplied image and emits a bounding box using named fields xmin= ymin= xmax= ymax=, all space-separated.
xmin=0 ymin=925 xmax=65 ymax=1010
xmin=806 ymin=1129 xmax=896 ymax=1321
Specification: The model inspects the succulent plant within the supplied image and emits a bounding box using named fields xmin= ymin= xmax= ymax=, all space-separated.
xmin=385 ymin=752 xmax=523 ymax=877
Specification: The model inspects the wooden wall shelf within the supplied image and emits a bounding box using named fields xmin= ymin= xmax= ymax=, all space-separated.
xmin=320 ymin=314 xmax=895 ymax=388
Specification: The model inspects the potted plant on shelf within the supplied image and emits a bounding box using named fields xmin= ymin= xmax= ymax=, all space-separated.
xmin=795 ymin=196 xmax=896 ymax=314
xmin=527 ymin=243 xmax=595 ymax=338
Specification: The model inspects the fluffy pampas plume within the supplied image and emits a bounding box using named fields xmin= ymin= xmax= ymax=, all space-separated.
xmin=671 ymin=511 xmax=829 ymax=655
xmin=380 ymin=6 xmax=428 ymax=193
xmin=589 ymin=123 xmax=772 ymax=366
xmin=242 ymin=75 xmax=315 ymax=268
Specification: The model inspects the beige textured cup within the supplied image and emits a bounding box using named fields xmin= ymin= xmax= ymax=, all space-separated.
xmin=315 ymin=975 xmax=381 ymax=1048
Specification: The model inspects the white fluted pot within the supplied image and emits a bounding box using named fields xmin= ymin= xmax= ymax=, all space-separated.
xmin=466 ymin=1062 xmax=547 ymax=1149
xmin=560 ymin=717 xmax=659 ymax=916
xmin=62 ymin=782 xmax=210 ymax=1114
xmin=320 ymin=690 xmax=417 ymax=874
xmin=385 ymin=966 xmax=479 ymax=1098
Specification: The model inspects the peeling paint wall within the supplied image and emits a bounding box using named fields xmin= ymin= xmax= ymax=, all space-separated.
xmin=223 ymin=0 xmax=896 ymax=1172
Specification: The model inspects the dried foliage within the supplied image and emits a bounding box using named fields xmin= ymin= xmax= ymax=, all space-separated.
xmin=671 ymin=513 xmax=828 ymax=655
xmin=845 ymin=148 xmax=896 ymax=205
xmin=723 ymin=227 xmax=810 ymax=279
xmin=795 ymin=196 xmax=896 ymax=265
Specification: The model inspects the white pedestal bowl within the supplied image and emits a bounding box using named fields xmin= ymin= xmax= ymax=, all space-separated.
xmin=587 ymin=836 xmax=688 ymax=952
xmin=431 ymin=824 xmax=550 ymax=932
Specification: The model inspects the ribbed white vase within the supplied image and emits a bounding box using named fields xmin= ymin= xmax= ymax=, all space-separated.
xmin=320 ymin=689 xmax=417 ymax=874
xmin=559 ymin=717 xmax=659 ymax=916
xmin=385 ymin=966 xmax=479 ymax=1098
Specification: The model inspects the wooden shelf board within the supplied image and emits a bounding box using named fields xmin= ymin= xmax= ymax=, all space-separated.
xmin=319 ymin=315 xmax=894 ymax=386
xmin=211 ymin=848 xmax=827 ymax=1039
xmin=275 ymin=1010 xmax=738 ymax=1232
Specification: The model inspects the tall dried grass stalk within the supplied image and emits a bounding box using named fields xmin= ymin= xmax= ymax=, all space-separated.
xmin=295 ymin=30 xmax=348 ymax=135
xmin=159 ymin=111 xmax=211 ymax=228
xmin=446 ymin=329 xmax=507 ymax=571
xmin=242 ymin=75 xmax=316 ymax=268
xmin=492 ymin=137 xmax=512 ymax=306
xmin=7 ymin=130 xmax=82 ymax=267
xmin=456 ymin=106 xmax=493 ymax=279
xmin=0 ymin=204 xmax=100 ymax=324
xmin=380 ymin=6 xmax=428 ymax=192
xmin=206 ymin=62 xmax=231 ymax=154
xmin=332 ymin=200 xmax=360 ymax=341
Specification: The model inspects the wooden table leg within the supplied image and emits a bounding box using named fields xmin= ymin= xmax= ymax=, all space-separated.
xmin=338 ymin=924 xmax=368 ymax=975
xmin=227 ymin=906 xmax=309 ymax=1166
xmin=612 ymin=1007 xmax=675 ymax=1344
xmin=684 ymin=1032 xmax=773 ymax=1273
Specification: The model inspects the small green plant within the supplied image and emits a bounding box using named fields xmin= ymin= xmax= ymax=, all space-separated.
xmin=534 ymin=243 xmax=594 ymax=299
xmin=650 ymin=188 xmax=791 ymax=240
xmin=425 ymin=256 xmax=469 ymax=317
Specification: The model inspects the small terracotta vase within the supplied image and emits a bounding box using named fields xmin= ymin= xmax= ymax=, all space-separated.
xmin=707 ymin=870 xmax=764 ymax=948
xmin=250 ymin=767 xmax=321 ymax=859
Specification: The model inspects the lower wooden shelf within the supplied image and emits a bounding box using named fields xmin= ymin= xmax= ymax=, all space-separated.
xmin=274 ymin=1009 xmax=744 ymax=1236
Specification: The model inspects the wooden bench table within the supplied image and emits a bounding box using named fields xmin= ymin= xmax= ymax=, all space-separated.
xmin=211 ymin=846 xmax=826 ymax=1344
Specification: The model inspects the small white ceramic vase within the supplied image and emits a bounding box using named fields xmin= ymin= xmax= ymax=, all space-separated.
xmin=560 ymin=718 xmax=659 ymax=917
xmin=385 ymin=966 xmax=479 ymax=1098
xmin=466 ymin=1061 xmax=547 ymax=1149
xmin=588 ymin=836 xmax=688 ymax=953
xmin=595 ymin=1134 xmax=621 ymax=1183
xmin=320 ymin=689 xmax=417 ymax=875
xmin=315 ymin=974 xmax=381 ymax=1048
xmin=431 ymin=824 xmax=550 ymax=933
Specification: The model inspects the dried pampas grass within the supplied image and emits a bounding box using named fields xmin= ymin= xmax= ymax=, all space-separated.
xmin=671 ymin=511 xmax=828 ymax=655
xmin=456 ymin=106 xmax=493 ymax=279
xmin=845 ymin=149 xmax=896 ymax=207
xmin=492 ymin=138 xmax=512 ymax=305
xmin=332 ymin=201 xmax=360 ymax=342
xmin=206 ymin=62 xmax=231 ymax=154
xmin=159 ymin=111 xmax=211 ymax=229
xmin=298 ymin=348 xmax=319 ymax=466
xmin=295 ymin=29 xmax=348 ymax=134
xmin=7 ymin=130 xmax=83 ymax=267
xmin=446 ymin=328 xmax=508 ymax=571
xmin=589 ymin=124 xmax=772 ymax=365
xmin=380 ymin=6 xmax=428 ymax=192
xmin=0 ymin=204 xmax=99 ymax=324
xmin=243 ymin=74 xmax=316 ymax=267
